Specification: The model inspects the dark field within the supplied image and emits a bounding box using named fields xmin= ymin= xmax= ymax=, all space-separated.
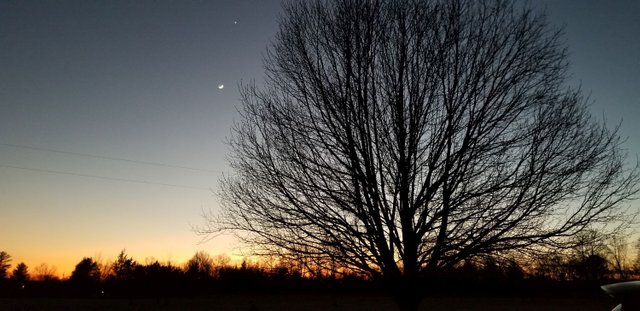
xmin=0 ymin=294 xmax=616 ymax=311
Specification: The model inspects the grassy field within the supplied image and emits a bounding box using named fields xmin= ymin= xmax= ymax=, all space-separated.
xmin=0 ymin=294 xmax=617 ymax=311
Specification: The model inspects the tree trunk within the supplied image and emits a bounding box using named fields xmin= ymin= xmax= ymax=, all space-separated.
xmin=391 ymin=277 xmax=422 ymax=311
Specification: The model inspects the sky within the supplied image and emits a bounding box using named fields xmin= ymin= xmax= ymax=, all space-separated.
xmin=1 ymin=0 xmax=638 ymax=277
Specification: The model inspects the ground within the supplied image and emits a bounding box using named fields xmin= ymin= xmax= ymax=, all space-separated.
xmin=0 ymin=294 xmax=617 ymax=311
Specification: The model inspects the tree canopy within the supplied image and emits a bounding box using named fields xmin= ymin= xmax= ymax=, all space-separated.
xmin=210 ymin=0 xmax=638 ymax=309
xmin=11 ymin=262 xmax=29 ymax=284
xmin=70 ymin=257 xmax=101 ymax=284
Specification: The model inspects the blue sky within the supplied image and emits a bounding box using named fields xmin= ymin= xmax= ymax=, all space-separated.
xmin=0 ymin=0 xmax=638 ymax=275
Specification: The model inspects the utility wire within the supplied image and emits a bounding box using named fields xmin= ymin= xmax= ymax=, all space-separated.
xmin=0 ymin=164 xmax=210 ymax=191
xmin=0 ymin=143 xmax=222 ymax=173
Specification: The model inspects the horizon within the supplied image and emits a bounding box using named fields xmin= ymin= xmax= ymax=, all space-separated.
xmin=2 ymin=248 xmax=258 ymax=279
xmin=1 ymin=0 xmax=639 ymax=277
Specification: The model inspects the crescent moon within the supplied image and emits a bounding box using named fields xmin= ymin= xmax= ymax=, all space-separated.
xmin=218 ymin=84 xmax=224 ymax=90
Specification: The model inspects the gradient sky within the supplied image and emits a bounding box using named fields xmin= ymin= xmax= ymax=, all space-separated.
xmin=1 ymin=0 xmax=638 ymax=277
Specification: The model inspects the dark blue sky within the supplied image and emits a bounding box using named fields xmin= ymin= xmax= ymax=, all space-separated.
xmin=0 ymin=0 xmax=638 ymax=274
xmin=1 ymin=0 xmax=280 ymax=167
xmin=538 ymin=0 xmax=639 ymax=136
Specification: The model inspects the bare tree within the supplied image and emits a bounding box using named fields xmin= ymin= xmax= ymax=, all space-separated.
xmin=185 ymin=251 xmax=215 ymax=280
xmin=568 ymin=229 xmax=611 ymax=280
xmin=207 ymin=0 xmax=638 ymax=309
xmin=33 ymin=263 xmax=58 ymax=282
xmin=572 ymin=229 xmax=608 ymax=260
xmin=531 ymin=253 xmax=569 ymax=281
xmin=213 ymin=253 xmax=231 ymax=268
xmin=633 ymin=237 xmax=640 ymax=274
xmin=606 ymin=233 xmax=629 ymax=279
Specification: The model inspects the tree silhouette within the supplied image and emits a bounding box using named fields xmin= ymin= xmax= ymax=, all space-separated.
xmin=11 ymin=262 xmax=29 ymax=284
xmin=531 ymin=253 xmax=568 ymax=281
xmin=606 ymin=233 xmax=629 ymax=279
xmin=70 ymin=257 xmax=101 ymax=285
xmin=213 ymin=253 xmax=231 ymax=270
xmin=209 ymin=0 xmax=639 ymax=309
xmin=185 ymin=251 xmax=215 ymax=281
xmin=110 ymin=250 xmax=137 ymax=281
xmin=0 ymin=251 xmax=11 ymax=279
xmin=634 ymin=238 xmax=640 ymax=274
xmin=33 ymin=263 xmax=57 ymax=282
xmin=571 ymin=254 xmax=610 ymax=281
xmin=134 ymin=260 xmax=185 ymax=297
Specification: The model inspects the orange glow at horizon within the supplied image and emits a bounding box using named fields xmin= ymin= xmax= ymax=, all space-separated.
xmin=7 ymin=249 xmax=251 ymax=279
xmin=3 ymin=233 xmax=244 ymax=278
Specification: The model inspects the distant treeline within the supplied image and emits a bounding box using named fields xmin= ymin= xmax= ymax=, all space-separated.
xmin=1 ymin=231 xmax=640 ymax=298
xmin=0 ymin=250 xmax=373 ymax=298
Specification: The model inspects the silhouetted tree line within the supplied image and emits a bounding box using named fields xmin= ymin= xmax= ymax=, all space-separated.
xmin=0 ymin=249 xmax=369 ymax=298
xmin=2 ymin=240 xmax=640 ymax=299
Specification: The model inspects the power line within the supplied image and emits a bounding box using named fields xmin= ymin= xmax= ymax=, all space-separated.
xmin=0 ymin=143 xmax=222 ymax=173
xmin=0 ymin=163 xmax=211 ymax=191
